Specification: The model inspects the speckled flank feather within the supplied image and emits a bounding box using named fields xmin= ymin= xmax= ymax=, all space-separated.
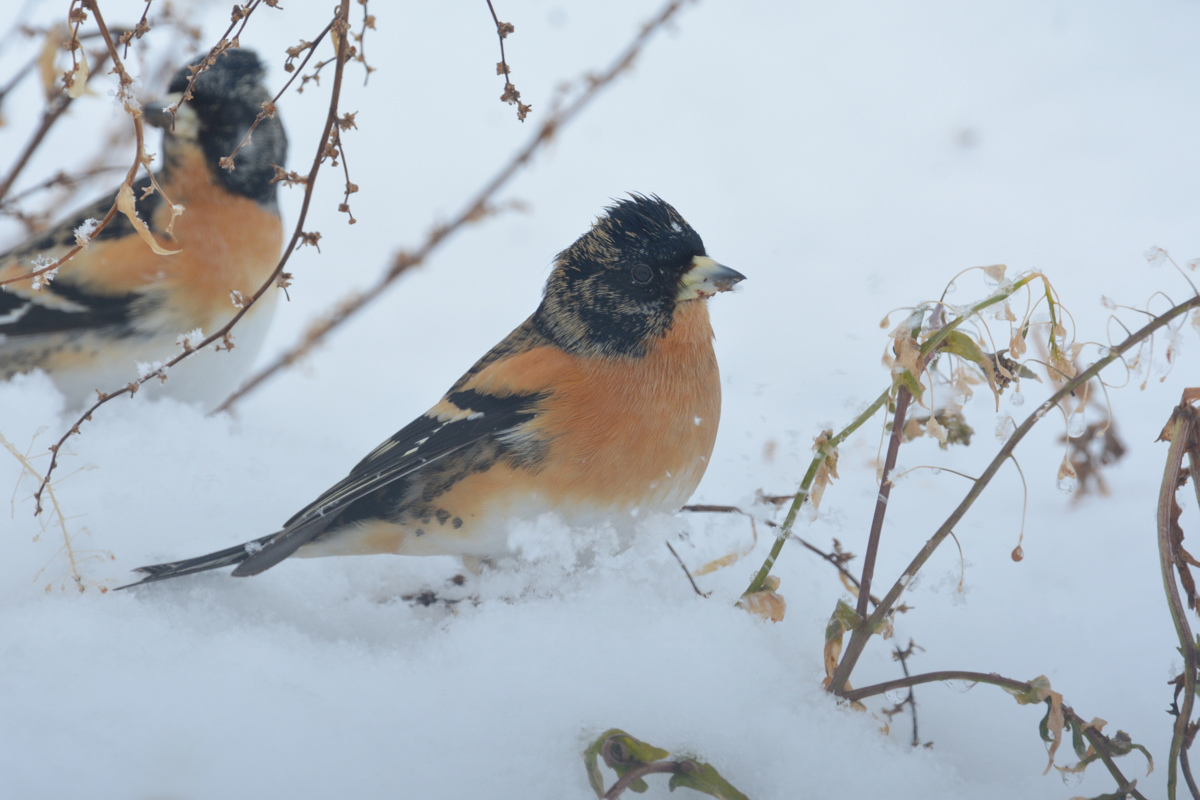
xmin=0 ymin=49 xmax=286 ymax=409
xmin=121 ymin=195 xmax=743 ymax=587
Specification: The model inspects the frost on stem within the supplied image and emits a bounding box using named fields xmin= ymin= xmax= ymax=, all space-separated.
xmin=73 ymin=217 xmax=99 ymax=246
xmin=29 ymin=254 xmax=57 ymax=290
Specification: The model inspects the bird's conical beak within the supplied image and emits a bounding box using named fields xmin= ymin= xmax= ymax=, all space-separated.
xmin=677 ymin=255 xmax=746 ymax=301
xmin=142 ymin=92 xmax=198 ymax=139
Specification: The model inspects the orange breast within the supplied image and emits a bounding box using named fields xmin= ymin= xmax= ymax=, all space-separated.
xmin=58 ymin=147 xmax=282 ymax=329
xmin=473 ymin=300 xmax=722 ymax=511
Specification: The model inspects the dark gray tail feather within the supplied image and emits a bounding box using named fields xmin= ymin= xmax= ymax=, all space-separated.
xmin=231 ymin=515 xmax=332 ymax=577
xmin=116 ymin=533 xmax=280 ymax=589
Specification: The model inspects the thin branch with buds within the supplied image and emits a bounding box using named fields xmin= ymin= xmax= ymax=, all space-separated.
xmin=214 ymin=0 xmax=700 ymax=413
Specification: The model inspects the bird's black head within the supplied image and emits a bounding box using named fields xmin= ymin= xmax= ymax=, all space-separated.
xmin=146 ymin=49 xmax=287 ymax=208
xmin=535 ymin=195 xmax=743 ymax=358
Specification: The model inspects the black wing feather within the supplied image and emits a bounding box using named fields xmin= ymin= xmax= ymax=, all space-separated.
xmin=233 ymin=389 xmax=544 ymax=576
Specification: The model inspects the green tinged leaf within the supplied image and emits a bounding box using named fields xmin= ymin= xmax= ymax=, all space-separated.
xmin=668 ymin=760 xmax=750 ymax=800
xmin=826 ymin=600 xmax=861 ymax=642
xmin=614 ymin=733 xmax=670 ymax=765
xmin=583 ymin=729 xmax=671 ymax=797
xmin=583 ymin=730 xmax=750 ymax=800
xmin=893 ymin=369 xmax=924 ymax=401
xmin=584 ymin=730 xmax=619 ymax=798
xmin=1038 ymin=704 xmax=1052 ymax=743
xmin=1015 ymin=363 xmax=1041 ymax=381
xmin=1005 ymin=675 xmax=1051 ymax=706
xmin=1070 ymin=718 xmax=1088 ymax=760
xmin=941 ymin=331 xmax=987 ymax=365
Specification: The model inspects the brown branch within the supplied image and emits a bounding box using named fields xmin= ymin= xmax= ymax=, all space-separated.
xmin=162 ymin=0 xmax=276 ymax=125
xmin=682 ymin=502 xmax=882 ymax=607
xmin=845 ymin=671 xmax=1147 ymax=799
xmin=1158 ymin=395 xmax=1200 ymax=799
xmin=665 ymin=541 xmax=709 ymax=597
xmin=32 ymin=0 xmax=355 ymax=514
xmin=843 ymin=669 xmax=1028 ymax=703
xmin=1080 ymin=724 xmax=1151 ymax=800
xmin=214 ymin=0 xmax=700 ymax=413
xmin=1181 ymin=744 xmax=1200 ymax=800
xmin=603 ymin=761 xmax=679 ymax=800
xmin=0 ymin=44 xmax=113 ymax=207
xmin=218 ymin=18 xmax=336 ymax=170
xmin=857 ymin=385 xmax=910 ymax=619
xmin=486 ymin=0 xmax=529 ymax=121
xmin=2 ymin=2 xmax=155 ymax=294
xmin=0 ymin=165 xmax=124 ymax=213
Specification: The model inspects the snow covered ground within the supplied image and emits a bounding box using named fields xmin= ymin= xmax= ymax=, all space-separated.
xmin=3 ymin=1 xmax=1200 ymax=797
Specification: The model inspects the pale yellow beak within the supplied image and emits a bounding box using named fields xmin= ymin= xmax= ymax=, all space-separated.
xmin=677 ymin=255 xmax=746 ymax=301
xmin=142 ymin=92 xmax=199 ymax=140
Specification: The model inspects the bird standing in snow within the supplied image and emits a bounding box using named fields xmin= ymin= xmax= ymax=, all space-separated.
xmin=0 ymin=49 xmax=287 ymax=410
xmin=122 ymin=195 xmax=743 ymax=586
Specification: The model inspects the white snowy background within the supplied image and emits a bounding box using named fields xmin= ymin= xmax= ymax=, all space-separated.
xmin=2 ymin=1 xmax=1200 ymax=798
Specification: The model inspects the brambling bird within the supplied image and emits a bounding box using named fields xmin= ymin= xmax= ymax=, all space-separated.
xmin=0 ymin=48 xmax=286 ymax=410
xmin=122 ymin=195 xmax=744 ymax=587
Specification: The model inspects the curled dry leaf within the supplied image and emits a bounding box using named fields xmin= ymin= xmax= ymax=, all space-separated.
xmin=981 ymin=263 xmax=1007 ymax=282
xmin=925 ymin=414 xmax=948 ymax=446
xmin=1003 ymin=675 xmax=1066 ymax=775
xmin=892 ymin=330 xmax=922 ymax=378
xmin=737 ymin=575 xmax=785 ymax=622
xmin=66 ymin=48 xmax=89 ymax=99
xmin=693 ymin=518 xmax=757 ymax=576
xmin=116 ymin=184 xmax=180 ymax=255
xmin=810 ymin=431 xmax=839 ymax=511
xmin=1057 ymin=454 xmax=1077 ymax=483
xmin=39 ymin=27 xmax=63 ymax=102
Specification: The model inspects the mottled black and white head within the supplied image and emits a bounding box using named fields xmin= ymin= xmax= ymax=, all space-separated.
xmin=535 ymin=195 xmax=744 ymax=358
xmin=143 ymin=49 xmax=287 ymax=208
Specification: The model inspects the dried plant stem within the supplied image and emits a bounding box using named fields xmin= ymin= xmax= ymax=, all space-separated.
xmin=603 ymin=762 xmax=679 ymax=800
xmin=0 ymin=45 xmax=113 ymax=213
xmin=1182 ymin=746 xmax=1200 ymax=800
xmin=857 ymin=385 xmax=910 ymax=619
xmin=214 ymin=0 xmax=699 ymax=413
xmin=845 ymin=670 xmax=1149 ymax=800
xmin=31 ymin=0 xmax=354 ymax=513
xmin=2 ymin=3 xmax=154 ymax=293
xmin=744 ymin=387 xmax=890 ymax=595
xmin=1157 ymin=397 xmax=1200 ymax=800
xmin=826 ymin=292 xmax=1200 ymax=698
xmin=684 ymin=503 xmax=881 ymax=605
xmin=745 ymin=274 xmax=1044 ymax=597
xmin=0 ymin=433 xmax=82 ymax=591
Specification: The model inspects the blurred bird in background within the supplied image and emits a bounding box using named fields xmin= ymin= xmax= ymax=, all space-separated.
xmin=0 ymin=48 xmax=287 ymax=410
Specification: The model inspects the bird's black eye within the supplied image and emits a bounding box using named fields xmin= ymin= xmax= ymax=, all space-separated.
xmin=630 ymin=264 xmax=653 ymax=285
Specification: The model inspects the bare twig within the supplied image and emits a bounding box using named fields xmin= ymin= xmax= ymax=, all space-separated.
xmin=214 ymin=0 xmax=700 ymax=413
xmin=845 ymin=671 xmax=1149 ymax=800
xmin=485 ymin=0 xmax=529 ymax=121
xmin=32 ymin=0 xmax=356 ymax=513
xmin=2 ymin=1 xmax=163 ymax=295
xmin=682 ymin=503 xmax=882 ymax=606
xmin=665 ymin=541 xmax=709 ymax=597
xmin=0 ymin=44 xmax=113 ymax=208
xmin=857 ymin=385 xmax=911 ymax=619
xmin=603 ymin=761 xmax=679 ymax=800
xmin=1157 ymin=394 xmax=1200 ymax=800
